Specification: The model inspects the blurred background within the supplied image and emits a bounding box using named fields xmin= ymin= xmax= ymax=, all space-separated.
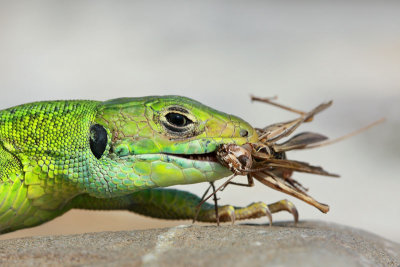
xmin=0 ymin=1 xmax=399 ymax=242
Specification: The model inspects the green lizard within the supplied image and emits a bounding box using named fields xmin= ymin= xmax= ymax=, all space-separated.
xmin=0 ymin=95 xmax=296 ymax=233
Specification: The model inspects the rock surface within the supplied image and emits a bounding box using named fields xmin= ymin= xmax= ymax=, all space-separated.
xmin=0 ymin=221 xmax=399 ymax=267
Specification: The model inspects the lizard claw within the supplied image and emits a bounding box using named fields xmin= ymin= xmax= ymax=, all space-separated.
xmin=217 ymin=205 xmax=236 ymax=224
xmin=268 ymin=199 xmax=299 ymax=224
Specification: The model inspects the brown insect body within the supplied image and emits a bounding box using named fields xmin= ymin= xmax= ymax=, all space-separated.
xmin=215 ymin=99 xmax=340 ymax=214
xmin=196 ymin=96 xmax=384 ymax=223
xmin=216 ymin=144 xmax=253 ymax=175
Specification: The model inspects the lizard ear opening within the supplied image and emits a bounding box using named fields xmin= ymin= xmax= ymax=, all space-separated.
xmin=90 ymin=124 xmax=108 ymax=159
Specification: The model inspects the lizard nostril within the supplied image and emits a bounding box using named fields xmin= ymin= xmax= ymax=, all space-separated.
xmin=239 ymin=129 xmax=249 ymax=137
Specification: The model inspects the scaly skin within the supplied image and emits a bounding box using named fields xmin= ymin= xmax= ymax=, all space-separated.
xmin=0 ymin=96 xmax=293 ymax=234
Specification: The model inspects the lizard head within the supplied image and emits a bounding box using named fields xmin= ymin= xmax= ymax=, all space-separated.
xmin=1 ymin=96 xmax=257 ymax=198
xmin=90 ymin=95 xmax=258 ymax=192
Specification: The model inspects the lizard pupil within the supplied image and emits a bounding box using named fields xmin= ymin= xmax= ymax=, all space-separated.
xmin=90 ymin=124 xmax=108 ymax=159
xmin=165 ymin=113 xmax=191 ymax=127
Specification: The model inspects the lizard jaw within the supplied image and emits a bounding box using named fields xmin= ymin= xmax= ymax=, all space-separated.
xmin=129 ymin=152 xmax=232 ymax=186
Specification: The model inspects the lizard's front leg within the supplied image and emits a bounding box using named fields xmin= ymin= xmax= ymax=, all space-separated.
xmin=68 ymin=188 xmax=298 ymax=224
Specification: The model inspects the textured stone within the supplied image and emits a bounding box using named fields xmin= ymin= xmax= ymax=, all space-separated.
xmin=0 ymin=221 xmax=398 ymax=267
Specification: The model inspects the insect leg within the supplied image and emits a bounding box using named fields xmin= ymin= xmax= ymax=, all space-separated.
xmin=193 ymin=183 xmax=212 ymax=223
xmin=221 ymin=175 xmax=254 ymax=191
xmin=210 ymin=182 xmax=220 ymax=226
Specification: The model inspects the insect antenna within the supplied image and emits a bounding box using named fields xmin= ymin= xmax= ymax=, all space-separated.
xmin=302 ymin=118 xmax=385 ymax=149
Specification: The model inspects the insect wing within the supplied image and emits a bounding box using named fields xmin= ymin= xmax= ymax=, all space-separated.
xmin=253 ymin=172 xmax=330 ymax=213
xmin=264 ymin=158 xmax=339 ymax=177
xmin=258 ymin=118 xmax=302 ymax=143
xmin=262 ymin=101 xmax=333 ymax=144
xmin=273 ymin=132 xmax=328 ymax=152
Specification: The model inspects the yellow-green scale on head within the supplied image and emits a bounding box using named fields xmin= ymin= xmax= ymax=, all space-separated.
xmin=93 ymin=96 xmax=257 ymax=190
xmin=0 ymin=96 xmax=257 ymax=232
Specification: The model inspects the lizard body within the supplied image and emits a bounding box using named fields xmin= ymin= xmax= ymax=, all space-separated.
xmin=0 ymin=96 xmax=292 ymax=233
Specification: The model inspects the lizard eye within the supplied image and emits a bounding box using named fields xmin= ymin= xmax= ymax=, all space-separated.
xmin=165 ymin=112 xmax=192 ymax=128
xmin=161 ymin=107 xmax=197 ymax=137
xmin=90 ymin=124 xmax=108 ymax=159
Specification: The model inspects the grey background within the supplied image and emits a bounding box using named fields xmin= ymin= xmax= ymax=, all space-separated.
xmin=0 ymin=1 xmax=399 ymax=242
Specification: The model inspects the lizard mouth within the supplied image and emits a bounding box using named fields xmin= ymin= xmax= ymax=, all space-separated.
xmin=164 ymin=151 xmax=219 ymax=163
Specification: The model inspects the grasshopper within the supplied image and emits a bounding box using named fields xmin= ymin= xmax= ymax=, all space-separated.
xmin=195 ymin=96 xmax=383 ymax=224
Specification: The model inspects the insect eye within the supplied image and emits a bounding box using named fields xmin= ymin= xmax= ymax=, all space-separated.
xmin=90 ymin=124 xmax=108 ymax=159
xmin=165 ymin=112 xmax=192 ymax=127
xmin=238 ymin=155 xmax=250 ymax=166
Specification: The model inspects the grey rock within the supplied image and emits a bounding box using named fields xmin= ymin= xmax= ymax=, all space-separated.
xmin=0 ymin=221 xmax=398 ymax=267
